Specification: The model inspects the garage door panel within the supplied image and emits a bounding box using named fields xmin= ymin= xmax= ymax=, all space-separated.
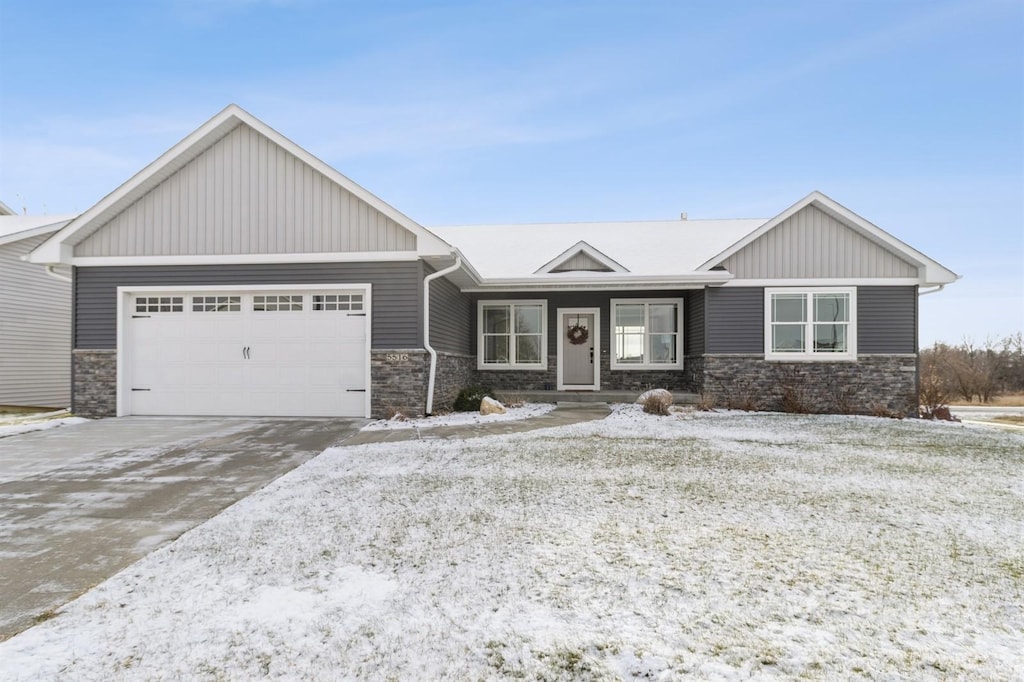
xmin=126 ymin=289 xmax=369 ymax=417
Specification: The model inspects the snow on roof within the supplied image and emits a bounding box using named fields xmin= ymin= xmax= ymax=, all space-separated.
xmin=0 ymin=214 xmax=78 ymax=245
xmin=430 ymin=218 xmax=766 ymax=279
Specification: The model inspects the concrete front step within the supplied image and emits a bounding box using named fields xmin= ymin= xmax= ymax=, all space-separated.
xmin=495 ymin=390 xmax=699 ymax=405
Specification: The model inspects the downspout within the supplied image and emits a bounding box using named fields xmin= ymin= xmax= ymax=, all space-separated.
xmin=423 ymin=252 xmax=462 ymax=415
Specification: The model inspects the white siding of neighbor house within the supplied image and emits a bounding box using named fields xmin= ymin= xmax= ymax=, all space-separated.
xmin=719 ymin=205 xmax=919 ymax=279
xmin=0 ymin=234 xmax=71 ymax=407
xmin=550 ymin=251 xmax=613 ymax=272
xmin=73 ymin=123 xmax=418 ymax=257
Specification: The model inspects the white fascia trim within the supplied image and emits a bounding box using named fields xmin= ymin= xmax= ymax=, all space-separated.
xmin=1 ymin=221 xmax=71 ymax=248
xmin=464 ymin=273 xmax=732 ymax=293
xmin=698 ymin=191 xmax=959 ymax=286
xmin=723 ymin=277 xmax=920 ymax=287
xmin=115 ymin=283 xmax=373 ymax=418
xmin=71 ymin=251 xmax=421 ymax=267
xmin=34 ymin=104 xmax=455 ymax=264
xmin=535 ymin=241 xmax=629 ymax=274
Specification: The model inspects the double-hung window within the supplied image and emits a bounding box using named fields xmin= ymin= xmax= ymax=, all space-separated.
xmin=610 ymin=299 xmax=684 ymax=369
xmin=478 ymin=301 xmax=547 ymax=369
xmin=765 ymin=288 xmax=856 ymax=360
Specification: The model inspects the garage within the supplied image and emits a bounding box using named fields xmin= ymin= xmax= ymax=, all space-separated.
xmin=121 ymin=286 xmax=370 ymax=417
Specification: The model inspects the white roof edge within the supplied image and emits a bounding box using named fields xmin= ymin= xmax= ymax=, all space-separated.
xmin=30 ymin=104 xmax=453 ymax=264
xmin=477 ymin=272 xmax=733 ymax=288
xmin=0 ymin=217 xmax=76 ymax=248
xmin=534 ymin=240 xmax=629 ymax=274
xmin=0 ymin=199 xmax=16 ymax=216
xmin=697 ymin=190 xmax=959 ymax=286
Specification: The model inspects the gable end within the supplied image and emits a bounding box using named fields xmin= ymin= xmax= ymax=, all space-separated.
xmin=718 ymin=205 xmax=918 ymax=279
xmin=73 ymin=123 xmax=418 ymax=258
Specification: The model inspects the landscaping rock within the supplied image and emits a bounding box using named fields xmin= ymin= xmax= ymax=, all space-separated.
xmin=480 ymin=397 xmax=506 ymax=415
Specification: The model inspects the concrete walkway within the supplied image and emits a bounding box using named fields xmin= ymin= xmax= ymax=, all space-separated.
xmin=0 ymin=417 xmax=364 ymax=641
xmin=340 ymin=402 xmax=612 ymax=445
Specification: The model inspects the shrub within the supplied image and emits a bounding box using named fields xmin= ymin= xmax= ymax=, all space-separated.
xmin=639 ymin=389 xmax=672 ymax=415
xmin=453 ymin=386 xmax=494 ymax=412
xmin=696 ymin=391 xmax=718 ymax=411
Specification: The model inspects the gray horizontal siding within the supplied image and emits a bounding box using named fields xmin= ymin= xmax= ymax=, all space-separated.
xmin=73 ymin=123 xmax=417 ymax=257
xmin=0 ymin=235 xmax=71 ymax=407
xmin=706 ymin=286 xmax=919 ymax=356
xmin=74 ymin=263 xmax=422 ymax=350
xmin=706 ymin=287 xmax=764 ymax=354
xmin=720 ymin=205 xmax=918 ymax=279
xmin=685 ymin=289 xmax=706 ymax=356
xmin=428 ymin=270 xmax=472 ymax=355
xmin=858 ymin=286 xmax=917 ymax=353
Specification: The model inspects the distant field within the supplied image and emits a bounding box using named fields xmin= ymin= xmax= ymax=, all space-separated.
xmin=950 ymin=393 xmax=1024 ymax=407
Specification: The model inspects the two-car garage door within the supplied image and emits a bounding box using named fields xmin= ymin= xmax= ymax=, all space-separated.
xmin=123 ymin=288 xmax=369 ymax=417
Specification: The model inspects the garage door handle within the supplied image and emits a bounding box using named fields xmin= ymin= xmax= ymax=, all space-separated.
xmin=242 ymin=346 xmax=251 ymax=359
xmin=131 ymin=388 xmax=151 ymax=392
xmin=346 ymin=389 xmax=366 ymax=392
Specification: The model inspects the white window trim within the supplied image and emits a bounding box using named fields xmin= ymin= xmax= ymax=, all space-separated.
xmin=477 ymin=299 xmax=548 ymax=370
xmin=764 ymin=287 xmax=857 ymax=362
xmin=610 ymin=298 xmax=685 ymax=370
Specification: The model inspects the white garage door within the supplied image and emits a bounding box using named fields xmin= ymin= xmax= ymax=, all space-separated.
xmin=124 ymin=289 xmax=369 ymax=417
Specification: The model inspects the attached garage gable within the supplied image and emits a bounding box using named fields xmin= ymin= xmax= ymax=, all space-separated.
xmin=120 ymin=286 xmax=371 ymax=417
xmin=73 ymin=123 xmax=418 ymax=258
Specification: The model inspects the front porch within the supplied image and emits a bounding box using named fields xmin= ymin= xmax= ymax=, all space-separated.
xmin=493 ymin=389 xmax=700 ymax=406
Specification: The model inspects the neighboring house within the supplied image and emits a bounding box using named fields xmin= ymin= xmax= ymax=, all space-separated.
xmin=29 ymin=105 xmax=958 ymax=419
xmin=0 ymin=210 xmax=76 ymax=408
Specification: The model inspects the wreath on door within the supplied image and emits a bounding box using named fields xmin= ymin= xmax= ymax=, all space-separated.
xmin=567 ymin=322 xmax=589 ymax=345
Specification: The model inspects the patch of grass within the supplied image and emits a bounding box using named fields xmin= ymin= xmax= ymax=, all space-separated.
xmin=33 ymin=608 xmax=59 ymax=624
xmin=992 ymin=415 xmax=1024 ymax=426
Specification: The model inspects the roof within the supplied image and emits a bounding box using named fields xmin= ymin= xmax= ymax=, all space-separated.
xmin=0 ymin=199 xmax=16 ymax=216
xmin=432 ymin=191 xmax=959 ymax=288
xmin=0 ymin=215 xmax=77 ymax=247
xmin=432 ymin=219 xmax=763 ymax=280
xmin=30 ymin=104 xmax=453 ymax=264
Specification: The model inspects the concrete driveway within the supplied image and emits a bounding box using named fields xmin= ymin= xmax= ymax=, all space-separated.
xmin=0 ymin=417 xmax=365 ymax=640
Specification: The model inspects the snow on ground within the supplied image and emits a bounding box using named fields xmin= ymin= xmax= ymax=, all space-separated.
xmin=1 ymin=407 xmax=1022 ymax=680
xmin=361 ymin=402 xmax=555 ymax=430
xmin=0 ymin=416 xmax=87 ymax=439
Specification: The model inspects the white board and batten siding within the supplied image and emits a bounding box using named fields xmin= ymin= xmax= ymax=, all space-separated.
xmin=0 ymin=234 xmax=71 ymax=408
xmin=72 ymin=123 xmax=418 ymax=258
xmin=720 ymin=205 xmax=919 ymax=279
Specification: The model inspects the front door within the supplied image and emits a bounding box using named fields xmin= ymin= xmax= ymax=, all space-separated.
xmin=558 ymin=308 xmax=600 ymax=390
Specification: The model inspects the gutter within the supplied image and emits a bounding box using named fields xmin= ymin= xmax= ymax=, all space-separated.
xmin=423 ymin=252 xmax=463 ymax=415
xmin=918 ymin=284 xmax=945 ymax=296
xmin=44 ymin=265 xmax=72 ymax=283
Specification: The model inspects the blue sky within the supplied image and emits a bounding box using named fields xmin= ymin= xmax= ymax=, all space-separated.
xmin=1 ymin=0 xmax=1021 ymax=345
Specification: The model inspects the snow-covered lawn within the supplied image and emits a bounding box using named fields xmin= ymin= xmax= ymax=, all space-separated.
xmin=0 ymin=415 xmax=87 ymax=439
xmin=2 ymin=407 xmax=1022 ymax=680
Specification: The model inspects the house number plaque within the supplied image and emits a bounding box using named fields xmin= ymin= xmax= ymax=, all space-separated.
xmin=385 ymin=353 xmax=410 ymax=362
